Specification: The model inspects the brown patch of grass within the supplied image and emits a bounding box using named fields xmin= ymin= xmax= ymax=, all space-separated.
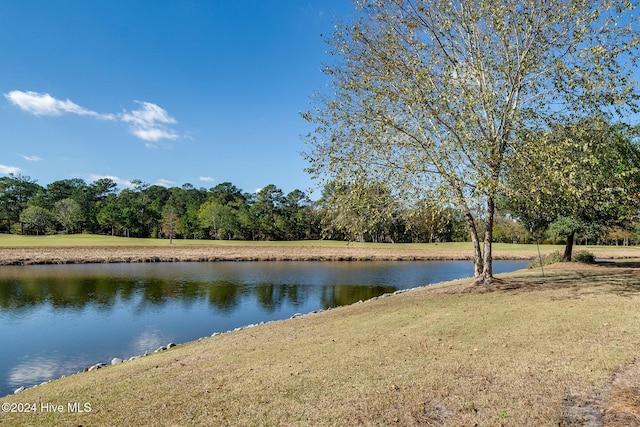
xmin=3 ymin=261 xmax=640 ymax=425
xmin=1 ymin=237 xmax=638 ymax=266
xmin=1 ymin=233 xmax=639 ymax=267
xmin=0 ymin=244 xmax=527 ymax=265
xmin=602 ymin=361 xmax=640 ymax=426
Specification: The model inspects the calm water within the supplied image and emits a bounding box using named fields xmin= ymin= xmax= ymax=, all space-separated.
xmin=0 ymin=260 xmax=527 ymax=396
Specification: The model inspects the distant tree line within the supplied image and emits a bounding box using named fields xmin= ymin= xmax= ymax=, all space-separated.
xmin=0 ymin=176 xmax=319 ymax=241
xmin=0 ymin=173 xmax=638 ymax=246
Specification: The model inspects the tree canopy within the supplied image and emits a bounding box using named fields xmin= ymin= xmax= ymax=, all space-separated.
xmin=304 ymin=0 xmax=639 ymax=285
xmin=504 ymin=118 xmax=640 ymax=260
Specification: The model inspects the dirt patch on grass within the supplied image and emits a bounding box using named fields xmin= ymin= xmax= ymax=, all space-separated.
xmin=559 ymin=358 xmax=640 ymax=427
xmin=601 ymin=360 xmax=640 ymax=426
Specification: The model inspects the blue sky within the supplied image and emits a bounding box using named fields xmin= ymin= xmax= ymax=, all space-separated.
xmin=0 ymin=1 xmax=354 ymax=196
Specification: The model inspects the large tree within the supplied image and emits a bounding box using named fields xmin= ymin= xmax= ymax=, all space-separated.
xmin=304 ymin=0 xmax=638 ymax=285
xmin=96 ymin=194 xmax=122 ymax=236
xmin=250 ymin=185 xmax=285 ymax=240
xmin=198 ymin=200 xmax=240 ymax=240
xmin=0 ymin=175 xmax=42 ymax=233
xmin=504 ymin=118 xmax=640 ymax=261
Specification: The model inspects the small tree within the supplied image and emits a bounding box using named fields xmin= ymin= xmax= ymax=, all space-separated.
xmin=54 ymin=198 xmax=83 ymax=234
xmin=20 ymin=206 xmax=54 ymax=235
xmin=161 ymin=205 xmax=179 ymax=243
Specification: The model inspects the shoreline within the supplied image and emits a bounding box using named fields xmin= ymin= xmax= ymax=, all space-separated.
xmin=0 ymin=243 xmax=638 ymax=266
xmin=0 ymin=244 xmax=535 ymax=265
xmin=7 ymin=284 xmax=427 ymax=397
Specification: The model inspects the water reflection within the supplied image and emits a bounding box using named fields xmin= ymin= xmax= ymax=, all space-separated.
xmin=0 ymin=264 xmax=406 ymax=312
xmin=130 ymin=330 xmax=166 ymax=355
xmin=9 ymin=356 xmax=81 ymax=387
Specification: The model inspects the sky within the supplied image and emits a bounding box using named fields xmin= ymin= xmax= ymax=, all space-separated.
xmin=0 ymin=1 xmax=355 ymax=197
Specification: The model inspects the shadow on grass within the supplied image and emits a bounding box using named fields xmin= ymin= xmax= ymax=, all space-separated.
xmin=450 ymin=261 xmax=640 ymax=298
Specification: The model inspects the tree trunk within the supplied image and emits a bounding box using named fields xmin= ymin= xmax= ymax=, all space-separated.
xmin=482 ymin=196 xmax=495 ymax=284
xmin=461 ymin=205 xmax=483 ymax=279
xmin=562 ymin=230 xmax=575 ymax=262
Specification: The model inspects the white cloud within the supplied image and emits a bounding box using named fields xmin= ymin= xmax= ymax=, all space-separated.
xmin=155 ymin=178 xmax=174 ymax=187
xmin=120 ymin=101 xmax=179 ymax=143
xmin=5 ymin=90 xmax=182 ymax=146
xmin=130 ymin=330 xmax=167 ymax=355
xmin=19 ymin=154 xmax=43 ymax=161
xmin=5 ymin=90 xmax=114 ymax=120
xmin=0 ymin=164 xmax=21 ymax=174
xmin=8 ymin=356 xmax=81 ymax=388
xmin=199 ymin=176 xmax=215 ymax=183
xmin=88 ymin=174 xmax=133 ymax=188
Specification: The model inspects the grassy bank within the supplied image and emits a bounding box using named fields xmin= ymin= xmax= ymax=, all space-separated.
xmin=1 ymin=234 xmax=639 ymax=265
xmin=1 ymin=261 xmax=640 ymax=425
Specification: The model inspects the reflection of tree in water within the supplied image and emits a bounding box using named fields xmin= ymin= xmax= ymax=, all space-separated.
xmin=140 ymin=278 xmax=169 ymax=305
xmin=0 ymin=274 xmax=396 ymax=315
xmin=132 ymin=279 xmax=239 ymax=313
xmin=207 ymin=280 xmax=241 ymax=313
xmin=0 ymin=279 xmax=46 ymax=312
xmin=254 ymin=283 xmax=305 ymax=312
xmin=320 ymin=285 xmax=397 ymax=309
xmin=0 ymin=275 xmax=249 ymax=313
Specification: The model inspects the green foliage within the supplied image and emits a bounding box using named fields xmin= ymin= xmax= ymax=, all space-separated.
xmin=5 ymin=171 xmax=640 ymax=246
xmin=505 ymin=118 xmax=640 ymax=261
xmin=573 ymin=250 xmax=595 ymax=264
xmin=19 ymin=205 xmax=54 ymax=235
xmin=402 ymin=202 xmax=466 ymax=243
xmin=54 ymin=198 xmax=83 ymax=233
xmin=304 ymin=0 xmax=638 ymax=283
xmin=0 ymin=174 xmax=41 ymax=232
xmin=527 ymin=249 xmax=595 ymax=268
xmin=492 ymin=216 xmax=530 ymax=244
xmin=527 ymin=251 xmax=563 ymax=269
xmin=547 ymin=217 xmax=584 ymax=239
xmin=317 ymin=179 xmax=400 ymax=243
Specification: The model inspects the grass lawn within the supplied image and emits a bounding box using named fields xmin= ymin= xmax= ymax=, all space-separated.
xmin=0 ymin=232 xmax=636 ymax=252
xmin=1 ymin=260 xmax=640 ymax=425
xmin=0 ymin=233 xmax=530 ymax=248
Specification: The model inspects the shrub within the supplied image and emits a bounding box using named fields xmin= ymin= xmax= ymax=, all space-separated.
xmin=573 ymin=250 xmax=595 ymax=264
xmin=527 ymin=251 xmax=563 ymax=269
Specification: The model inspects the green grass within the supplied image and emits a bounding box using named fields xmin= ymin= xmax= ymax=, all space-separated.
xmin=0 ymin=232 xmax=564 ymax=250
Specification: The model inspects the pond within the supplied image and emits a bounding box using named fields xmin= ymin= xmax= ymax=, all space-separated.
xmin=0 ymin=260 xmax=528 ymax=396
